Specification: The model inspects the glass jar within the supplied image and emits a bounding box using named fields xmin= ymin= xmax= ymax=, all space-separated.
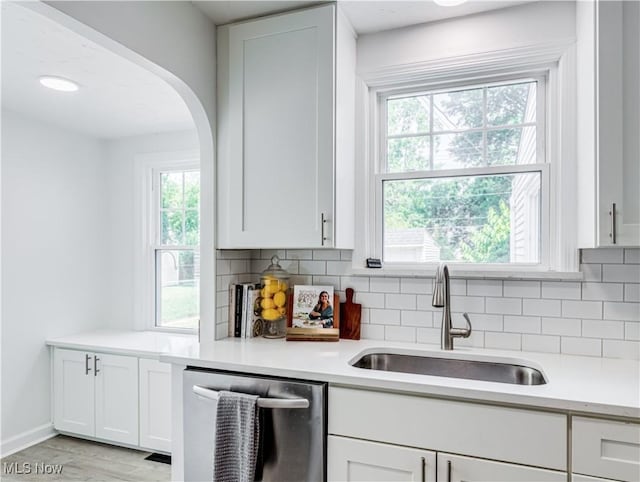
xmin=259 ymin=255 xmax=289 ymax=338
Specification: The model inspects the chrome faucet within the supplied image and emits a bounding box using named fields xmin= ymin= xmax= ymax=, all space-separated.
xmin=432 ymin=263 xmax=472 ymax=350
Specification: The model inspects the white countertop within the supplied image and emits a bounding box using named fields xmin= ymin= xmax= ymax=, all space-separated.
xmin=46 ymin=329 xmax=198 ymax=359
xmin=47 ymin=330 xmax=640 ymax=419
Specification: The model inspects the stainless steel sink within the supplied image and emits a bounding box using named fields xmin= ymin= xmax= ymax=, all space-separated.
xmin=351 ymin=352 xmax=547 ymax=385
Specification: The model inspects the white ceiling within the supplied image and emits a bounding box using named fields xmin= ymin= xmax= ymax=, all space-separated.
xmin=1 ymin=2 xmax=195 ymax=140
xmin=192 ymin=1 xmax=533 ymax=35
xmin=1 ymin=1 xmax=533 ymax=140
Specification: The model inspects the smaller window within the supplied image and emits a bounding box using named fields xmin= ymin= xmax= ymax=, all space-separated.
xmin=153 ymin=168 xmax=200 ymax=330
xmin=377 ymin=77 xmax=546 ymax=266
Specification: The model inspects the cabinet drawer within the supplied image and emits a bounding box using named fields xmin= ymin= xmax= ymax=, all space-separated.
xmin=328 ymin=387 xmax=567 ymax=470
xmin=572 ymin=417 xmax=640 ymax=482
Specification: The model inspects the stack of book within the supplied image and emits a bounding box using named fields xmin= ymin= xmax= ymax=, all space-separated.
xmin=228 ymin=283 xmax=261 ymax=338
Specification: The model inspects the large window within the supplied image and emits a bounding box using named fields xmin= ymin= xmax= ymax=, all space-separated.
xmin=153 ymin=166 xmax=200 ymax=330
xmin=376 ymin=76 xmax=547 ymax=266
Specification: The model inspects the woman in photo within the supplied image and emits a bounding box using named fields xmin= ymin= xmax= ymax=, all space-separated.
xmin=308 ymin=291 xmax=333 ymax=327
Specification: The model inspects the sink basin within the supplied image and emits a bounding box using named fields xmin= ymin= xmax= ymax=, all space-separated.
xmin=351 ymin=352 xmax=547 ymax=385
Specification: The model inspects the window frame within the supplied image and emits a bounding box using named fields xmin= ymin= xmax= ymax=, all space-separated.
xmin=135 ymin=151 xmax=200 ymax=334
xmin=372 ymin=73 xmax=550 ymax=270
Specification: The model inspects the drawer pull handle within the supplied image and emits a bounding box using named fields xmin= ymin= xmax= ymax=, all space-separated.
xmin=85 ymin=354 xmax=92 ymax=375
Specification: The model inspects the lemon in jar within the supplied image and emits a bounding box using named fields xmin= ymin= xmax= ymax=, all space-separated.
xmin=273 ymin=291 xmax=286 ymax=308
xmin=260 ymin=297 xmax=276 ymax=310
xmin=262 ymin=308 xmax=280 ymax=321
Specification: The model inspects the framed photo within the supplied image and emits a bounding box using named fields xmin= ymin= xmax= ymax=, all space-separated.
xmin=286 ymin=285 xmax=339 ymax=341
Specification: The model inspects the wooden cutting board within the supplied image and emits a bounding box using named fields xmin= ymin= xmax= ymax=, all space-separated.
xmin=339 ymin=288 xmax=361 ymax=340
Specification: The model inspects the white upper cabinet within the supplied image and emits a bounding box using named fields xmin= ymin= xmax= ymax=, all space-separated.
xmin=578 ymin=0 xmax=640 ymax=247
xmin=217 ymin=4 xmax=356 ymax=249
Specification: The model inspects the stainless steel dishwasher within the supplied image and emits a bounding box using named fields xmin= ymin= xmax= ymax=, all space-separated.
xmin=183 ymin=367 xmax=327 ymax=482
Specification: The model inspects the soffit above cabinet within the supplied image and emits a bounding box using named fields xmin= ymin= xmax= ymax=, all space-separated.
xmin=192 ymin=0 xmax=537 ymax=35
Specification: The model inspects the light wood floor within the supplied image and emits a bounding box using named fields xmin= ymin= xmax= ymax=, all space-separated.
xmin=1 ymin=435 xmax=171 ymax=481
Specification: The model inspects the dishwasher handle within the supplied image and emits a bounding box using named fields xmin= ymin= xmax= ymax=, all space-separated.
xmin=193 ymin=385 xmax=310 ymax=409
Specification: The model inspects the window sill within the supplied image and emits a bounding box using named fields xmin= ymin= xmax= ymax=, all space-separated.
xmin=348 ymin=266 xmax=583 ymax=281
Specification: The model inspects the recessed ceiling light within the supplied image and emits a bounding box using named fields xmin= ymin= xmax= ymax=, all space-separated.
xmin=39 ymin=76 xmax=79 ymax=92
xmin=434 ymin=0 xmax=468 ymax=6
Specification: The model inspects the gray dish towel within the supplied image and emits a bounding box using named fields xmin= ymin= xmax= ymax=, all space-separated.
xmin=213 ymin=391 xmax=261 ymax=482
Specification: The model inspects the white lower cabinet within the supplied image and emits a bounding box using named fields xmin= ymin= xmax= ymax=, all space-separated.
xmin=54 ymin=348 xmax=138 ymax=445
xmin=327 ymin=386 xmax=568 ymax=482
xmin=328 ymin=435 xmax=436 ymax=481
xmin=139 ymin=358 xmax=172 ymax=452
xmin=53 ymin=348 xmax=173 ymax=452
xmin=436 ymin=453 xmax=566 ymax=482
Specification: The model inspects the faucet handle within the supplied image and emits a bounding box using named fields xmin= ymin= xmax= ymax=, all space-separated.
xmin=450 ymin=313 xmax=472 ymax=339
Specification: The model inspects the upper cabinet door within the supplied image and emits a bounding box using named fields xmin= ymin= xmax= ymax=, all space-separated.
xmin=579 ymin=0 xmax=640 ymax=248
xmin=598 ymin=0 xmax=640 ymax=247
xmin=218 ymin=5 xmax=336 ymax=249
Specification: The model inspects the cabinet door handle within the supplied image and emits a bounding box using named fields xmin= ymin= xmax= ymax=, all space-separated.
xmin=421 ymin=456 xmax=426 ymax=482
xmin=447 ymin=460 xmax=452 ymax=482
xmin=94 ymin=356 xmax=100 ymax=376
xmin=85 ymin=354 xmax=92 ymax=375
xmin=321 ymin=212 xmax=328 ymax=246
xmin=609 ymin=203 xmax=617 ymax=244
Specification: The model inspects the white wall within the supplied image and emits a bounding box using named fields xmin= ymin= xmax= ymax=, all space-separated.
xmin=104 ymin=130 xmax=199 ymax=330
xmin=0 ymin=110 xmax=109 ymax=452
xmin=357 ymin=1 xmax=576 ymax=74
xmin=39 ymin=0 xmax=218 ymax=344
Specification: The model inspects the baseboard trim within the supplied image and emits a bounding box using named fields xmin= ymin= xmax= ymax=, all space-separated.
xmin=1 ymin=423 xmax=57 ymax=458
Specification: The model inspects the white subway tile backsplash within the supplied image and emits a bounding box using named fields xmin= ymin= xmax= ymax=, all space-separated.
xmin=326 ymin=260 xmax=352 ymax=276
xmin=299 ymin=260 xmax=326 ymax=275
xmin=341 ymin=276 xmax=370 ymax=293
xmin=625 ymin=284 xmax=640 ymax=302
xmin=386 ymin=293 xmax=416 ymax=310
xmin=582 ymin=319 xmax=624 ymax=339
xmin=503 ymin=280 xmax=540 ymax=298
xmin=541 ymin=317 xmax=582 ymax=336
xmin=401 ymin=310 xmax=432 ymax=327
xmin=285 ymin=249 xmax=313 ymax=260
xmin=603 ymin=302 xmax=640 ymax=321
xmin=417 ymin=295 xmax=440 ymax=311
xmin=361 ymin=324 xmax=385 ymax=340
xmin=355 ymin=292 xmax=385 ymax=309
xmin=582 ymin=282 xmax=624 ymax=301
xmin=370 ymin=277 xmax=400 ymax=293
xmin=486 ymin=297 xmax=521 ymax=315
xmin=485 ymin=332 xmax=521 ymax=350
xmin=312 ymin=275 xmax=340 ymax=288
xmin=416 ymin=327 xmax=440 ymax=345
xmin=370 ymin=308 xmax=401 ymax=325
xmin=625 ymin=322 xmax=640 ymax=341
xmin=467 ymin=279 xmax=502 ymax=296
xmin=624 ymin=248 xmax=640 ymax=264
xmin=542 ymin=282 xmax=581 ymax=300
xmin=385 ymin=326 xmax=416 ymax=343
xmin=580 ymin=264 xmax=602 ymax=282
xmin=561 ymin=337 xmax=602 ymax=357
xmin=400 ymin=278 xmax=432 ymax=294
xmin=215 ymin=247 xmax=640 ymax=359
xmin=602 ymin=340 xmax=640 ymax=360
xmin=562 ymin=300 xmax=603 ymax=319
xmin=450 ymin=279 xmax=467 ymax=295
xmin=504 ymin=315 xmax=541 ymax=334
xmin=523 ymin=299 xmax=561 ymax=317
xmin=582 ymin=248 xmax=624 ymax=264
xmin=522 ymin=334 xmax=560 ymax=354
xmin=450 ymin=295 xmax=485 ymax=313
xmin=603 ymin=264 xmax=640 ymax=283
xmin=312 ymin=250 xmax=341 ymax=260
xmin=465 ymin=313 xmax=503 ymax=331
